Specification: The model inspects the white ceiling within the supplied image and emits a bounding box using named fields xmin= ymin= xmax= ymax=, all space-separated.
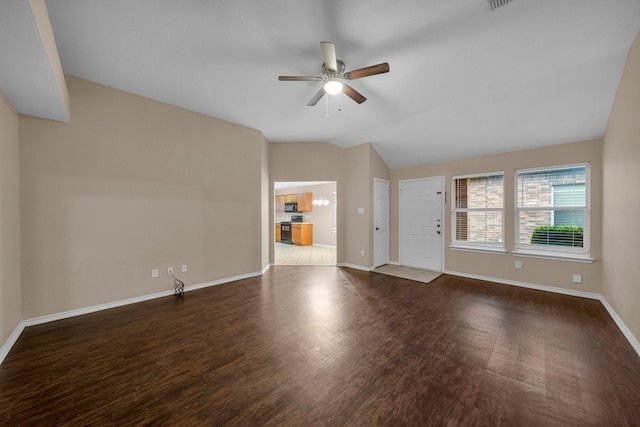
xmin=2 ymin=0 xmax=640 ymax=168
xmin=0 ymin=0 xmax=68 ymax=121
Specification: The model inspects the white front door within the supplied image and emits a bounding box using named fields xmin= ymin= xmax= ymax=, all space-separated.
xmin=374 ymin=178 xmax=389 ymax=268
xmin=400 ymin=177 xmax=444 ymax=271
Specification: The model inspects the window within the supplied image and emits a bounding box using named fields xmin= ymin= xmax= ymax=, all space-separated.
xmin=515 ymin=163 xmax=591 ymax=261
xmin=452 ymin=172 xmax=504 ymax=252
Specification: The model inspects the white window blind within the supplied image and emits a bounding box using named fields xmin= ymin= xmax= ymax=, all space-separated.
xmin=515 ymin=164 xmax=589 ymax=258
xmin=452 ymin=172 xmax=504 ymax=250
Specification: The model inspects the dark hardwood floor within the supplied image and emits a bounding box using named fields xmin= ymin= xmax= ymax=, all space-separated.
xmin=1 ymin=267 xmax=639 ymax=426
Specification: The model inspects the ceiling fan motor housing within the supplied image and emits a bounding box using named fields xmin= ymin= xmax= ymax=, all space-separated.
xmin=322 ymin=60 xmax=346 ymax=81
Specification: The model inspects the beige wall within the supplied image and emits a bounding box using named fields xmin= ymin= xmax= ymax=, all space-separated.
xmin=390 ymin=139 xmax=603 ymax=293
xmin=343 ymin=143 xmax=371 ymax=266
xmin=269 ymin=142 xmax=389 ymax=268
xmin=19 ymin=76 xmax=266 ymax=319
xmin=0 ymin=92 xmax=22 ymax=345
xmin=602 ymin=31 xmax=640 ymax=340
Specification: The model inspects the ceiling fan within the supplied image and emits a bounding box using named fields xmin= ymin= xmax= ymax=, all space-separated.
xmin=278 ymin=41 xmax=390 ymax=106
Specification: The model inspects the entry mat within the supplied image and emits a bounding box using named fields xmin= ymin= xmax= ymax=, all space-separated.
xmin=373 ymin=264 xmax=442 ymax=284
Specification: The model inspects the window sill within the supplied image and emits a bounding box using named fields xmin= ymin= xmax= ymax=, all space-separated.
xmin=512 ymin=249 xmax=594 ymax=263
xmin=450 ymin=245 xmax=507 ymax=255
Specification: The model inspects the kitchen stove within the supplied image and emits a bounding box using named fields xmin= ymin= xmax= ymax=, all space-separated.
xmin=280 ymin=221 xmax=292 ymax=244
xmin=281 ymin=216 xmax=303 ymax=244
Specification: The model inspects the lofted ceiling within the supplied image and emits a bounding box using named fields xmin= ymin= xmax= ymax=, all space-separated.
xmin=2 ymin=0 xmax=640 ymax=168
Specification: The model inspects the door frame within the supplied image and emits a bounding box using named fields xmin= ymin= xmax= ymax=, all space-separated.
xmin=373 ymin=177 xmax=389 ymax=268
xmin=398 ymin=176 xmax=445 ymax=272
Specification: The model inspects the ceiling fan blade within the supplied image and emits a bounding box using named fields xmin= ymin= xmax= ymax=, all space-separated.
xmin=343 ymin=84 xmax=367 ymax=104
xmin=344 ymin=62 xmax=390 ymax=80
xmin=320 ymin=41 xmax=338 ymax=72
xmin=307 ymin=87 xmax=326 ymax=106
xmin=278 ymin=76 xmax=323 ymax=81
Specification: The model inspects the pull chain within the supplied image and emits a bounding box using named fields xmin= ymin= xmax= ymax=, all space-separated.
xmin=326 ymin=93 xmax=329 ymax=117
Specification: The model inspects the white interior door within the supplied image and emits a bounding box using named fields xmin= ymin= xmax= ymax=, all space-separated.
xmin=400 ymin=177 xmax=444 ymax=271
xmin=374 ymin=178 xmax=389 ymax=268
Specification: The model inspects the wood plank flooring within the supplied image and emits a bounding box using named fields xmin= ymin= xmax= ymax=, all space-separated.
xmin=1 ymin=267 xmax=639 ymax=426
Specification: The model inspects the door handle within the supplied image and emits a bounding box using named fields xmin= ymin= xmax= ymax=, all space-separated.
xmin=376 ymin=227 xmax=380 ymax=231
xmin=437 ymin=230 xmax=441 ymax=234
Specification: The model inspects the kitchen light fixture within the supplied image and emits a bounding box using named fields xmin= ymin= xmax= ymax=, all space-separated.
xmin=323 ymin=79 xmax=343 ymax=95
xmin=312 ymin=195 xmax=330 ymax=206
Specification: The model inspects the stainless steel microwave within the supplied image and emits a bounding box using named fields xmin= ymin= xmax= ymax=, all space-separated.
xmin=284 ymin=202 xmax=298 ymax=212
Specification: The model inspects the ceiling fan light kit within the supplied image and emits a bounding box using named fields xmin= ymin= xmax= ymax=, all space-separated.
xmin=323 ymin=80 xmax=343 ymax=95
xmin=278 ymin=41 xmax=389 ymax=106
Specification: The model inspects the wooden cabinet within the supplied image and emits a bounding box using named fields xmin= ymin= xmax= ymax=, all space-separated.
xmin=275 ymin=223 xmax=281 ymax=242
xmin=292 ymin=223 xmax=313 ymax=246
xmin=296 ymin=192 xmax=313 ymax=212
xmin=275 ymin=192 xmax=313 ymax=212
xmin=275 ymin=196 xmax=284 ymax=212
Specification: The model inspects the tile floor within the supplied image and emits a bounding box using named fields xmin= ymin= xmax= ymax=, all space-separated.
xmin=274 ymin=243 xmax=337 ymax=266
xmin=274 ymin=243 xmax=441 ymax=285
xmin=373 ymin=264 xmax=442 ymax=284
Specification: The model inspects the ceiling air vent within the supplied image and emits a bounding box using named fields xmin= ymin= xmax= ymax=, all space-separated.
xmin=488 ymin=0 xmax=513 ymax=10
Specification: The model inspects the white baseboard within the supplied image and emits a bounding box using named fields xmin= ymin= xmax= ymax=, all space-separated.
xmin=599 ymin=296 xmax=640 ymax=358
xmin=337 ymin=263 xmax=373 ymax=272
xmin=179 ymin=270 xmax=263 ymax=293
xmin=2 ymin=270 xmax=266 ymax=365
xmin=312 ymin=243 xmax=337 ymax=249
xmin=445 ymin=270 xmax=640 ymax=358
xmin=0 ymin=322 xmax=25 ymax=365
xmin=444 ymin=270 xmax=601 ymax=300
xmin=23 ymin=270 xmax=264 ymax=328
xmin=262 ymin=264 xmax=271 ymax=274
xmin=4 ymin=268 xmax=638 ymax=365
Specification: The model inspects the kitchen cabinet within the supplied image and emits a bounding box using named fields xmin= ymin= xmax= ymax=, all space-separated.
xmin=275 ymin=192 xmax=313 ymax=212
xmin=275 ymin=195 xmax=284 ymax=212
xmin=292 ymin=223 xmax=313 ymax=246
xmin=296 ymin=192 xmax=313 ymax=212
xmin=275 ymin=223 xmax=281 ymax=242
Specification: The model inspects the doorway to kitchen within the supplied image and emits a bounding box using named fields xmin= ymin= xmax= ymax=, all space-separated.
xmin=274 ymin=181 xmax=337 ymax=266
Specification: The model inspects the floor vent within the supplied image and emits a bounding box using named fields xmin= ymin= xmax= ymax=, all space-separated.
xmin=488 ymin=0 xmax=513 ymax=11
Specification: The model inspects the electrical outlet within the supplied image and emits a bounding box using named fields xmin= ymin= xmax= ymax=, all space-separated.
xmin=515 ymin=260 xmax=522 ymax=269
xmin=151 ymin=269 xmax=158 ymax=278
xmin=168 ymin=266 xmax=173 ymax=275
xmin=572 ymin=274 xmax=582 ymax=284
xmin=181 ymin=264 xmax=187 ymax=273
xmin=360 ymin=250 xmax=365 ymax=257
